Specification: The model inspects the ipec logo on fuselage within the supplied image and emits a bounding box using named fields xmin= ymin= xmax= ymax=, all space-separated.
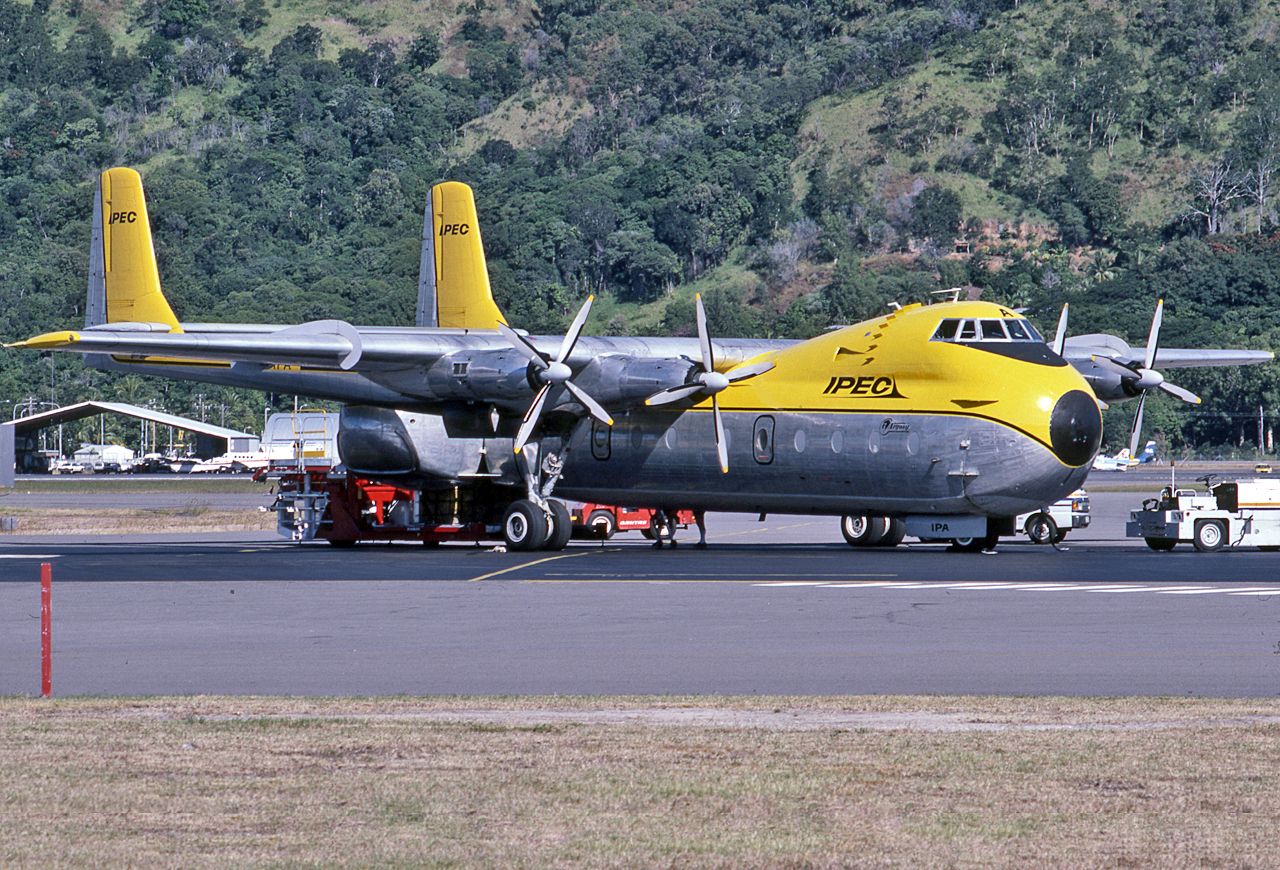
xmin=439 ymin=222 xmax=470 ymax=236
xmin=108 ymin=211 xmax=138 ymax=224
xmin=822 ymin=375 xmax=906 ymax=398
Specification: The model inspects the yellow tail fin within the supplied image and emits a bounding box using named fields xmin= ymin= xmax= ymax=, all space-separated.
xmin=98 ymin=167 xmax=182 ymax=331
xmin=417 ymin=181 xmax=507 ymax=329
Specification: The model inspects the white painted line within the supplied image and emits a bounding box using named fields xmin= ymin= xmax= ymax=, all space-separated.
xmin=1227 ymin=590 xmax=1280 ymax=596
xmin=1080 ymin=586 xmax=1175 ymax=593
xmin=1154 ymin=588 xmax=1246 ymax=595
xmin=753 ymin=581 xmax=831 ymax=587
xmin=934 ymin=583 xmax=1036 ymax=590
xmin=1031 ymin=585 xmax=1145 ymax=592
xmin=1005 ymin=584 xmax=1079 ymax=589
xmin=819 ymin=581 xmax=923 ymax=588
xmin=0 ymin=554 xmax=59 ymax=560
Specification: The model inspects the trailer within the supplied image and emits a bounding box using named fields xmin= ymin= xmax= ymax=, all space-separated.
xmin=1126 ymin=477 xmax=1280 ymax=551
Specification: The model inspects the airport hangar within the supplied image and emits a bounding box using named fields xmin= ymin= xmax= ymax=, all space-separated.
xmin=0 ymin=400 xmax=259 ymax=487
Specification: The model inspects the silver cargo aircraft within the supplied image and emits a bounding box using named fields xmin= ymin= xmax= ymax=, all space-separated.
xmin=8 ymin=168 xmax=1269 ymax=550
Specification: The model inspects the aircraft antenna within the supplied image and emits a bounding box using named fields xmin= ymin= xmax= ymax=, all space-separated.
xmin=930 ymin=288 xmax=962 ymax=304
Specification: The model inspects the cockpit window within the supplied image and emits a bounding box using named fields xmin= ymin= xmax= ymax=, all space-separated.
xmin=931 ymin=317 xmax=1048 ymax=344
xmin=932 ymin=319 xmax=961 ymax=340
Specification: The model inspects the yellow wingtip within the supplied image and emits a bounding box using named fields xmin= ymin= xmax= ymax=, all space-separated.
xmin=6 ymin=330 xmax=81 ymax=349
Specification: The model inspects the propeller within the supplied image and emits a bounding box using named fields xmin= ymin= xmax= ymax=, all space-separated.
xmin=1051 ymin=302 xmax=1069 ymax=356
xmin=1086 ymin=299 xmax=1201 ymax=455
xmin=645 ymin=294 xmax=774 ymax=473
xmin=497 ymin=294 xmax=613 ymax=455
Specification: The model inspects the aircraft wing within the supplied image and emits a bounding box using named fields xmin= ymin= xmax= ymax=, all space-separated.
xmin=1064 ymin=334 xmax=1273 ymax=368
xmin=11 ymin=322 xmax=373 ymax=370
xmin=1148 ymin=348 xmax=1275 ymax=368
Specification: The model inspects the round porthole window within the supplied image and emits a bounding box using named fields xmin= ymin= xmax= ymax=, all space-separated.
xmin=831 ymin=429 xmax=844 ymax=454
xmin=794 ymin=429 xmax=806 ymax=453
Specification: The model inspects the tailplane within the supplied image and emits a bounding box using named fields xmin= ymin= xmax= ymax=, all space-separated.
xmin=85 ymin=168 xmax=182 ymax=332
xmin=416 ymin=181 xmax=507 ymax=329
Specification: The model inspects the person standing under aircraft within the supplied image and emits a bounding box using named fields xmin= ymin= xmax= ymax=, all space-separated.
xmin=652 ymin=508 xmax=678 ymax=548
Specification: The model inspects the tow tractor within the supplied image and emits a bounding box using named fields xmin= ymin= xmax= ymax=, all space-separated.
xmin=568 ymin=503 xmax=696 ymax=539
xmin=1126 ymin=475 xmax=1280 ymax=552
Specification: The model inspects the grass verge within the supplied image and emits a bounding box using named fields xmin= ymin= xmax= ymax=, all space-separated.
xmin=2 ymin=695 xmax=1278 ymax=867
xmin=0 ymin=507 xmax=274 ymax=535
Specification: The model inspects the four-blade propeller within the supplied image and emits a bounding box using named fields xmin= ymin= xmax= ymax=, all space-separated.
xmin=645 ymin=294 xmax=774 ymax=473
xmin=498 ymin=294 xmax=613 ymax=455
xmin=1068 ymin=298 xmax=1201 ymax=455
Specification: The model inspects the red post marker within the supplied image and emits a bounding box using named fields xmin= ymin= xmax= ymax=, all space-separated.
xmin=40 ymin=562 xmax=51 ymax=698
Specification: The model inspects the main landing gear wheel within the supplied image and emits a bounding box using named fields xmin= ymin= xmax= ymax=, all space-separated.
xmin=586 ymin=509 xmax=616 ymax=540
xmin=1193 ymin=520 xmax=1226 ymax=552
xmin=880 ymin=518 xmax=906 ymax=548
xmin=503 ymin=499 xmax=549 ymax=551
xmin=542 ymin=500 xmax=572 ymax=551
xmin=1024 ymin=512 xmax=1059 ymax=545
xmin=949 ymin=531 xmax=999 ymax=553
xmin=841 ymin=514 xmax=889 ymax=547
xmin=1145 ymin=537 xmax=1177 ymax=551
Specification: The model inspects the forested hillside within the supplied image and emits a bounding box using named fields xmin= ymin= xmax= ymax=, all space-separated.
xmin=3 ymin=0 xmax=1280 ymax=452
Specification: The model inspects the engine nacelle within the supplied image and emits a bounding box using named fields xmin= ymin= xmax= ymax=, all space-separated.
xmin=338 ymin=404 xmax=519 ymax=486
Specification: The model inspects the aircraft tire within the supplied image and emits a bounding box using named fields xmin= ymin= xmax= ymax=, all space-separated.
xmin=949 ymin=531 xmax=999 ymax=553
xmin=880 ymin=518 xmax=906 ymax=547
xmin=586 ymin=509 xmax=616 ymax=539
xmin=543 ymin=500 xmax=572 ymax=551
xmin=1024 ymin=513 xmax=1058 ymax=545
xmin=503 ymin=499 xmax=549 ymax=551
xmin=1145 ymin=537 xmax=1177 ymax=551
xmin=1193 ymin=519 xmax=1226 ymax=552
xmin=841 ymin=514 xmax=889 ymax=547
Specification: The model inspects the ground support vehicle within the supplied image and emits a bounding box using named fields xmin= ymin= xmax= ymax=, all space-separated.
xmin=1015 ymin=489 xmax=1090 ymax=545
xmin=1126 ymin=478 xmax=1280 ymax=551
xmin=263 ymin=459 xmax=511 ymax=547
xmin=568 ymin=503 xmax=696 ymax=539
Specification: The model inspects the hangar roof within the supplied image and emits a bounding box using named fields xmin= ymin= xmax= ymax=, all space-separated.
xmin=2 ymin=401 xmax=256 ymax=440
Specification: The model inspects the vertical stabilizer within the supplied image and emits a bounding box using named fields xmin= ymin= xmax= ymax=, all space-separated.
xmin=418 ymin=181 xmax=507 ymax=329
xmin=84 ymin=184 xmax=106 ymax=327
xmin=99 ymin=167 xmax=182 ymax=331
xmin=416 ymin=193 xmax=438 ymax=327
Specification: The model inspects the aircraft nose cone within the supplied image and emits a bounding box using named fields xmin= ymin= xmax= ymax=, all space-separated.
xmin=1049 ymin=389 xmax=1102 ymax=466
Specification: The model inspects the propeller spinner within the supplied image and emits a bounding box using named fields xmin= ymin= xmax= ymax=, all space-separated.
xmin=645 ymin=294 xmax=774 ymax=473
xmin=498 ymin=295 xmax=613 ymax=455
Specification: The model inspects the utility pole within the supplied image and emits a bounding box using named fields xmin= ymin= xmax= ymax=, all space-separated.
xmin=1260 ymin=405 xmax=1266 ymax=453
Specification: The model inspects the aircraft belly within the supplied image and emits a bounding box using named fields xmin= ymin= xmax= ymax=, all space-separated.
xmin=557 ymin=411 xmax=1085 ymax=517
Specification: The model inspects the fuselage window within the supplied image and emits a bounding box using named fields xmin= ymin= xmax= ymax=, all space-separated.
xmin=980 ymin=319 xmax=1008 ymax=340
xmin=1020 ymin=320 xmax=1045 ymax=342
xmin=957 ymin=320 xmax=977 ymax=341
xmin=1005 ymin=320 xmax=1029 ymax=340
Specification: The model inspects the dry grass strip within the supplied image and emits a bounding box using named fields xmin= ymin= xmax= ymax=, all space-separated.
xmin=0 ymin=507 xmax=275 ymax=535
xmin=2 ymin=695 xmax=1279 ymax=867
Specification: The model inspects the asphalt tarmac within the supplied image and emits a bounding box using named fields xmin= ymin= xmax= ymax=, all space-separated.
xmin=2 ymin=491 xmax=1279 ymax=697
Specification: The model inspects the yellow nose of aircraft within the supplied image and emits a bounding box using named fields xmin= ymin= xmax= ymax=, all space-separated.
xmin=723 ymin=300 xmax=1102 ymax=517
